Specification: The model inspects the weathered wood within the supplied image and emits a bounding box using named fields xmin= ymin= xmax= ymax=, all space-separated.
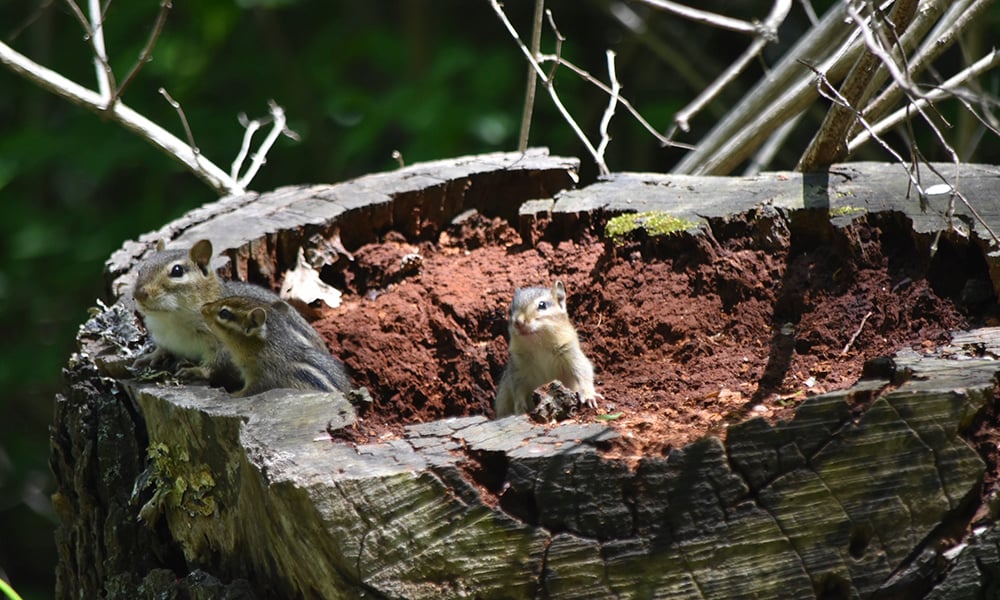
xmin=55 ymin=155 xmax=1000 ymax=598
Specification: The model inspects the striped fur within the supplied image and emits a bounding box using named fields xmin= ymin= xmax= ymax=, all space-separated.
xmin=201 ymin=295 xmax=351 ymax=397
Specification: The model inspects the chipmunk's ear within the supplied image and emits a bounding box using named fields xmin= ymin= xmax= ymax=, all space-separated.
xmin=189 ymin=240 xmax=214 ymax=275
xmin=249 ymin=307 xmax=268 ymax=329
xmin=155 ymin=239 xmax=166 ymax=252
xmin=271 ymin=300 xmax=291 ymax=315
xmin=553 ymin=280 xmax=567 ymax=309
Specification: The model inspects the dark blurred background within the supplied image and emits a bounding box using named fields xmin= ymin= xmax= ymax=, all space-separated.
xmin=2 ymin=1 xmax=998 ymax=597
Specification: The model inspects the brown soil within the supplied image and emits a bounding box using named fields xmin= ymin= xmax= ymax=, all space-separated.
xmin=313 ymin=208 xmax=993 ymax=456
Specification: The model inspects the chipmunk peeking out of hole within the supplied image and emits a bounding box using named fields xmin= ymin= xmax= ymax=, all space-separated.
xmin=495 ymin=280 xmax=599 ymax=417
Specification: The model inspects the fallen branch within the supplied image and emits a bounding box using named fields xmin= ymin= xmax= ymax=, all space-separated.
xmin=842 ymin=310 xmax=873 ymax=355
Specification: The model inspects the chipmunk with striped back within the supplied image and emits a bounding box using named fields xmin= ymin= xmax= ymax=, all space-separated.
xmin=201 ymin=295 xmax=351 ymax=396
xmin=132 ymin=239 xmax=326 ymax=389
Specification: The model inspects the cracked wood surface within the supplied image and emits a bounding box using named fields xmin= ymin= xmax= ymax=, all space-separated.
xmin=54 ymin=155 xmax=1000 ymax=598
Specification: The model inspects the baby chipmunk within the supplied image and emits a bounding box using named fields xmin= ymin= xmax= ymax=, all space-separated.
xmin=201 ymin=296 xmax=351 ymax=397
xmin=131 ymin=239 xmax=325 ymax=387
xmin=495 ymin=280 xmax=598 ymax=417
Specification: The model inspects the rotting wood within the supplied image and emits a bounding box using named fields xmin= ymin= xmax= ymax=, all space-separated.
xmin=55 ymin=154 xmax=1000 ymax=598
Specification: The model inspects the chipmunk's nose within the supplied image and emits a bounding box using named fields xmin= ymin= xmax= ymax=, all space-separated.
xmin=513 ymin=318 xmax=529 ymax=335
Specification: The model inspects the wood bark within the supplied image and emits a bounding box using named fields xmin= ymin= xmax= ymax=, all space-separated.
xmin=53 ymin=153 xmax=1000 ymax=598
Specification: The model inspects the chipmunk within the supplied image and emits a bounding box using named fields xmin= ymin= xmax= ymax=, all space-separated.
xmin=494 ymin=280 xmax=599 ymax=418
xmin=201 ymin=295 xmax=351 ymax=397
xmin=131 ymin=239 xmax=326 ymax=388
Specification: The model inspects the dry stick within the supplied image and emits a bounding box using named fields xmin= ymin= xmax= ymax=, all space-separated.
xmin=849 ymin=48 xmax=1000 ymax=153
xmin=488 ymin=0 xmax=608 ymax=175
xmin=632 ymin=0 xmax=761 ymax=35
xmin=607 ymin=2 xmax=713 ymax=101
xmin=87 ymin=0 xmax=112 ymax=103
xmin=841 ymin=310 xmax=872 ymax=355
xmin=670 ymin=0 xmax=793 ymax=134
xmin=595 ymin=50 xmax=621 ymax=167
xmin=671 ymin=1 xmax=867 ymax=175
xmin=517 ymin=0 xmax=544 ymax=152
xmin=159 ymin=87 xmax=199 ymax=156
xmin=742 ymin=112 xmax=803 ymax=175
xmin=535 ymin=53 xmax=690 ymax=149
xmin=857 ymin=0 xmax=981 ymax=133
xmin=798 ymin=0 xmax=920 ymax=171
xmin=112 ymin=0 xmax=172 ymax=105
xmin=799 ymin=0 xmax=820 ymax=26
xmin=0 ymin=40 xmax=238 ymax=194
xmin=236 ymin=101 xmax=291 ymax=189
xmin=231 ymin=113 xmax=262 ymax=181
xmin=808 ymin=63 xmax=921 ymax=191
xmin=64 ymin=0 xmax=116 ymax=107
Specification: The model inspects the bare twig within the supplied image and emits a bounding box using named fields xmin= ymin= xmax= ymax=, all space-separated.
xmin=596 ymin=50 xmax=621 ymax=167
xmin=799 ymin=0 xmax=820 ymax=26
xmin=671 ymin=0 xmax=793 ymax=133
xmin=841 ymin=310 xmax=873 ymax=355
xmin=857 ymin=0 xmax=981 ymax=132
xmin=517 ymin=0 xmax=544 ymax=152
xmin=632 ymin=0 xmax=762 ymax=36
xmin=112 ymin=0 xmax=172 ymax=104
xmin=65 ymin=0 xmax=117 ymax=107
xmin=742 ymin=112 xmax=802 ymax=175
xmin=159 ymin=87 xmax=199 ymax=156
xmin=231 ymin=113 xmax=262 ymax=181
xmin=86 ymin=0 xmax=112 ymax=103
xmin=672 ymin=1 xmax=868 ymax=175
xmin=0 ymin=39 xmax=238 ymax=193
xmin=489 ymin=0 xmax=608 ymax=175
xmin=535 ymin=53 xmax=689 ymax=148
xmin=235 ymin=100 xmax=295 ymax=189
xmin=849 ymin=49 xmax=1000 ymax=153
xmin=798 ymin=0 xmax=919 ymax=171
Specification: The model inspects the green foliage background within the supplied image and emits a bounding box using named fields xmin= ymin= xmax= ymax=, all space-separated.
xmin=1 ymin=0 xmax=997 ymax=596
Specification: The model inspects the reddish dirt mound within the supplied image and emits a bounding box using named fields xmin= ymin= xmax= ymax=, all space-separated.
xmin=313 ymin=209 xmax=988 ymax=455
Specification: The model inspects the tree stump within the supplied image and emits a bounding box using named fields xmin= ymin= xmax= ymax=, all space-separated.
xmin=53 ymin=151 xmax=1000 ymax=599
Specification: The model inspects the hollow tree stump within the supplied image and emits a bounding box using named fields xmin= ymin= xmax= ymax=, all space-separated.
xmin=53 ymin=152 xmax=1000 ymax=599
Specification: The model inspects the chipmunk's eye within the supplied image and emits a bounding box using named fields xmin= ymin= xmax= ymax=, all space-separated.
xmin=537 ymin=300 xmax=549 ymax=311
xmin=218 ymin=308 xmax=235 ymax=321
xmin=169 ymin=264 xmax=186 ymax=278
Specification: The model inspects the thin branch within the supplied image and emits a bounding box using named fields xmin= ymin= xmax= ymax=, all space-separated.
xmin=0 ymin=39 xmax=239 ymax=194
xmin=517 ymin=0 xmax=544 ymax=152
xmin=596 ymin=50 xmax=621 ymax=168
xmin=535 ymin=53 xmax=690 ymax=148
xmin=841 ymin=310 xmax=873 ymax=355
xmin=231 ymin=113 xmax=262 ymax=181
xmin=671 ymin=0 xmax=792 ymax=133
xmin=159 ymin=87 xmax=199 ymax=155
xmin=64 ymin=0 xmax=117 ymax=107
xmin=86 ymin=0 xmax=112 ymax=103
xmin=808 ymin=62 xmax=920 ymax=189
xmin=112 ymin=0 xmax=172 ymax=104
xmin=798 ymin=0 xmax=919 ymax=171
xmin=631 ymin=0 xmax=761 ymax=36
xmin=236 ymin=100 xmax=295 ymax=189
xmin=857 ymin=0 xmax=986 ymax=130
xmin=672 ymin=1 xmax=870 ymax=175
xmin=848 ymin=48 xmax=1000 ymax=153
xmin=489 ymin=0 xmax=608 ymax=175
xmin=742 ymin=111 xmax=802 ymax=175
xmin=798 ymin=0 xmax=820 ymax=27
